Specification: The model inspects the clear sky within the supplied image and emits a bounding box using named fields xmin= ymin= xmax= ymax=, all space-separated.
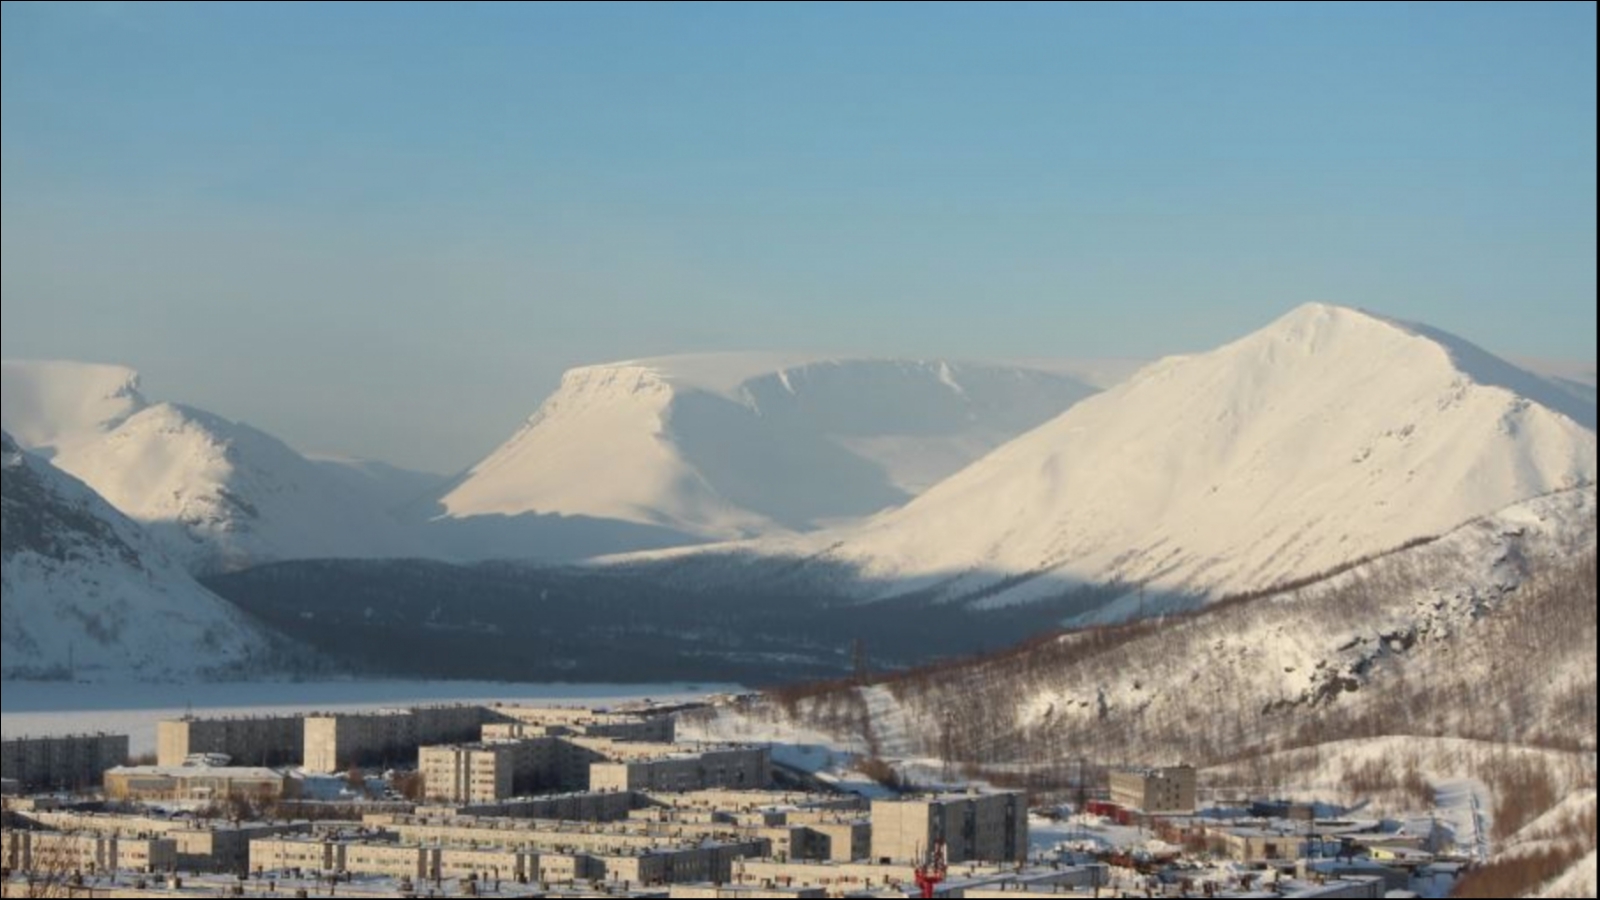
xmin=3 ymin=1 xmax=1595 ymax=472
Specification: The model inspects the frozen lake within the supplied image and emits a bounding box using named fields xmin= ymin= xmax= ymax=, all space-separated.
xmin=0 ymin=680 xmax=741 ymax=757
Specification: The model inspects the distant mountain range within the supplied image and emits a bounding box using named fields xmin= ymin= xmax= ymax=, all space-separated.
xmin=3 ymin=355 xmax=1105 ymax=570
xmin=2 ymin=305 xmax=1595 ymax=681
xmin=631 ymin=304 xmax=1596 ymax=621
xmin=430 ymin=355 xmax=1100 ymax=545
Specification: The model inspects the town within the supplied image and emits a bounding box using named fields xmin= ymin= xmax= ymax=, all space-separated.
xmin=5 ymin=701 xmax=1469 ymax=898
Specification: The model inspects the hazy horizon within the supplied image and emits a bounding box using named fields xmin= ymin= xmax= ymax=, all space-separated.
xmin=4 ymin=1 xmax=1595 ymax=471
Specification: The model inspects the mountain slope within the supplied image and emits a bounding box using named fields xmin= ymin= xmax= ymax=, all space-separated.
xmin=434 ymin=356 xmax=1098 ymax=545
xmin=715 ymin=484 xmax=1597 ymax=770
xmin=782 ymin=304 xmax=1597 ymax=609
xmin=1 ymin=431 xmax=279 ymax=680
xmin=2 ymin=361 xmax=419 ymax=574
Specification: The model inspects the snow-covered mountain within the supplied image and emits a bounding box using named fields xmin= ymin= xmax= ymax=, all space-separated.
xmin=681 ymin=304 xmax=1596 ymax=611
xmin=432 ymin=355 xmax=1099 ymax=548
xmin=702 ymin=483 xmax=1597 ymax=768
xmin=2 ymin=361 xmax=419 ymax=574
xmin=308 ymin=455 xmax=449 ymax=516
xmin=1 ymin=430 xmax=278 ymax=680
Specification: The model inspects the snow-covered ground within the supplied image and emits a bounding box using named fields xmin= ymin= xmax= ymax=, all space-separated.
xmin=1 ymin=680 xmax=740 ymax=757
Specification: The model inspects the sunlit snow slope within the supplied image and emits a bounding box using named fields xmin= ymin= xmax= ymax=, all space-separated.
xmin=808 ymin=303 xmax=1597 ymax=607
xmin=1 ymin=431 xmax=274 ymax=680
xmin=437 ymin=356 xmax=1098 ymax=541
xmin=2 ymin=361 xmax=418 ymax=573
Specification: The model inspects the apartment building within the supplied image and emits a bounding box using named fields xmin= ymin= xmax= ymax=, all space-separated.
xmin=870 ymin=792 xmax=1028 ymax=865
xmin=1108 ymin=765 xmax=1198 ymax=814
xmin=1 ymin=733 xmax=128 ymax=791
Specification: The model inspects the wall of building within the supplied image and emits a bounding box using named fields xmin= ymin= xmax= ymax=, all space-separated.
xmin=1109 ymin=766 xmax=1197 ymax=814
xmin=870 ymin=794 xmax=1026 ymax=865
xmin=16 ymin=811 xmax=307 ymax=873
xmin=447 ymin=789 xmax=643 ymax=822
xmin=1 ymin=734 xmax=128 ymax=791
xmin=3 ymin=832 xmax=177 ymax=875
xmin=156 ymin=717 xmax=303 ymax=769
xmin=302 ymin=706 xmax=496 ymax=774
xmin=103 ymin=766 xmax=292 ymax=803
xmin=250 ymin=837 xmax=337 ymax=874
xmin=590 ymin=747 xmax=771 ymax=793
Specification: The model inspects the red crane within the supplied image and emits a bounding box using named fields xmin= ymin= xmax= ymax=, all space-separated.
xmin=915 ymin=839 xmax=948 ymax=899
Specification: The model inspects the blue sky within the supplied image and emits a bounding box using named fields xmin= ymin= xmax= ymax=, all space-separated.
xmin=3 ymin=1 xmax=1595 ymax=471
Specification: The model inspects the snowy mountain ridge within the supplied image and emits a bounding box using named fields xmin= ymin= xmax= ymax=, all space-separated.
xmin=435 ymin=356 xmax=1101 ymax=541
xmin=1 ymin=430 xmax=278 ymax=680
xmin=2 ymin=361 xmax=420 ymax=574
xmin=631 ymin=304 xmax=1596 ymax=614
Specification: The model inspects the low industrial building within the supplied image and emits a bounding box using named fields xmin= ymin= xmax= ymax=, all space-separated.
xmin=0 ymin=733 xmax=128 ymax=791
xmin=1108 ymin=764 xmax=1197 ymax=814
xmin=870 ymin=792 xmax=1028 ymax=865
xmin=103 ymin=764 xmax=297 ymax=803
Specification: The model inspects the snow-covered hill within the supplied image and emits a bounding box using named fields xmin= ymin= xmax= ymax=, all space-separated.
xmin=433 ymin=356 xmax=1098 ymax=548
xmin=755 ymin=304 xmax=1597 ymax=609
xmin=713 ymin=483 xmax=1597 ymax=770
xmin=1 ymin=430 xmax=279 ymax=680
xmin=2 ymin=361 xmax=419 ymax=573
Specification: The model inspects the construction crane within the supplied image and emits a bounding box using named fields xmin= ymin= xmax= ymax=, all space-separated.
xmin=915 ymin=839 xmax=948 ymax=899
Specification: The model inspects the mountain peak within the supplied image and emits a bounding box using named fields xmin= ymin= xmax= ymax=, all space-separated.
xmin=1 ymin=359 xmax=149 ymax=454
xmin=807 ymin=305 xmax=1598 ymax=610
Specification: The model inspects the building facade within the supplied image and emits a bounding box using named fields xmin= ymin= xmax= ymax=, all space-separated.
xmin=103 ymin=765 xmax=295 ymax=803
xmin=156 ymin=716 xmax=303 ymax=769
xmin=589 ymin=747 xmax=772 ymax=793
xmin=302 ymin=705 xmax=497 ymax=773
xmin=0 ymin=733 xmax=128 ymax=791
xmin=1108 ymin=765 xmax=1197 ymax=814
xmin=870 ymin=793 xmax=1028 ymax=865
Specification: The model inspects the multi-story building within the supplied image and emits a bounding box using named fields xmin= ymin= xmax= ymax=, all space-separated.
xmin=0 ymin=733 xmax=128 ymax=791
xmin=252 ymin=835 xmax=763 ymax=886
xmin=2 ymin=831 xmax=177 ymax=875
xmin=589 ymin=746 xmax=772 ymax=793
xmin=870 ymin=793 xmax=1028 ymax=865
xmin=418 ymin=737 xmax=611 ymax=804
xmin=419 ymin=742 xmax=518 ymax=805
xmin=156 ymin=716 xmax=303 ymax=768
xmin=302 ymin=705 xmax=497 ymax=773
xmin=436 ymin=789 xmax=643 ymax=822
xmin=489 ymin=706 xmax=677 ymax=743
xmin=1108 ymin=765 xmax=1197 ymax=814
xmin=14 ymin=810 xmax=308 ymax=873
